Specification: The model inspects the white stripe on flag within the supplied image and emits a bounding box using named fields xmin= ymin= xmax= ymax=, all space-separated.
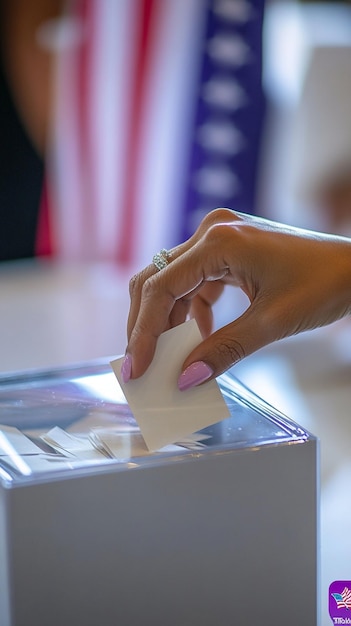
xmin=49 ymin=9 xmax=86 ymax=260
xmin=88 ymin=0 xmax=139 ymax=260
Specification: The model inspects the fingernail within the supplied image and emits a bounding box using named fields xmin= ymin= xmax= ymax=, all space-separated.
xmin=178 ymin=361 xmax=214 ymax=391
xmin=121 ymin=353 xmax=132 ymax=383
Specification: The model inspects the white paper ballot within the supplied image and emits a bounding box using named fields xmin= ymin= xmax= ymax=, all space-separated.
xmin=89 ymin=429 xmax=209 ymax=459
xmin=0 ymin=425 xmax=44 ymax=456
xmin=111 ymin=319 xmax=230 ymax=450
xmin=41 ymin=427 xmax=105 ymax=461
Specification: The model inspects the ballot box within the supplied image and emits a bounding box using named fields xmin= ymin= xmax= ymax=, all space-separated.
xmin=0 ymin=361 xmax=318 ymax=626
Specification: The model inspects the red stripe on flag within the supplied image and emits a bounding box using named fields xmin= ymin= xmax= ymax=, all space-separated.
xmin=117 ymin=0 xmax=158 ymax=265
xmin=35 ymin=179 xmax=53 ymax=257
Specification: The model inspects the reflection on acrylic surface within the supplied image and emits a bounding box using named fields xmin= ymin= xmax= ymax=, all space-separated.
xmin=0 ymin=360 xmax=314 ymax=481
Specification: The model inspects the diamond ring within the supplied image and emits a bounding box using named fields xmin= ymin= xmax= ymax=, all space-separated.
xmin=152 ymin=249 xmax=171 ymax=271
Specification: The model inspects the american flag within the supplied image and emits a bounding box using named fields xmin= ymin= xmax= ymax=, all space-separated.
xmin=40 ymin=0 xmax=265 ymax=270
xmin=332 ymin=586 xmax=351 ymax=610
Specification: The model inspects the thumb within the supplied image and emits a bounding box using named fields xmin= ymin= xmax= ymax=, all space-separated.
xmin=177 ymin=305 xmax=274 ymax=390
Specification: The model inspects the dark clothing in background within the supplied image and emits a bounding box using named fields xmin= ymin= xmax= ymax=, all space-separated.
xmin=0 ymin=52 xmax=43 ymax=262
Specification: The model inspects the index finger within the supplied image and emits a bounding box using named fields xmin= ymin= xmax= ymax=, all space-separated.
xmin=126 ymin=208 xmax=237 ymax=343
xmin=126 ymin=245 xmax=183 ymax=341
xmin=126 ymin=241 xmax=229 ymax=379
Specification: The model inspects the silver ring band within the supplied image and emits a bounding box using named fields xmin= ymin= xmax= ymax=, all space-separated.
xmin=152 ymin=248 xmax=170 ymax=271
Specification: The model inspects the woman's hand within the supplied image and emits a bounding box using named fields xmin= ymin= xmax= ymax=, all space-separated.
xmin=122 ymin=208 xmax=351 ymax=389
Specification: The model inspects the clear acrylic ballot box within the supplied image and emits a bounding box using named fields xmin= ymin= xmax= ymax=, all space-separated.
xmin=0 ymin=361 xmax=318 ymax=626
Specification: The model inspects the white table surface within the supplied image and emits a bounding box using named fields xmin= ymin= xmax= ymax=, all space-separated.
xmin=0 ymin=259 xmax=131 ymax=373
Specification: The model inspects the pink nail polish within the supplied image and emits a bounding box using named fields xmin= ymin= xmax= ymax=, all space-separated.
xmin=121 ymin=354 xmax=132 ymax=383
xmin=178 ymin=361 xmax=214 ymax=391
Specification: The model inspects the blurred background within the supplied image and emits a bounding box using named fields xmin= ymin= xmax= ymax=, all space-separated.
xmin=0 ymin=1 xmax=351 ymax=624
xmin=2 ymin=0 xmax=351 ymax=267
